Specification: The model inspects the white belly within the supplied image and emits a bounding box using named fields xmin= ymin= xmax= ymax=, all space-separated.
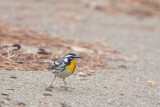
xmin=53 ymin=69 xmax=73 ymax=78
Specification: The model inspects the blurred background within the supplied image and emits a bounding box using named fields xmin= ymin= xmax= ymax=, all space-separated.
xmin=0 ymin=0 xmax=159 ymax=71
xmin=0 ymin=0 xmax=160 ymax=107
xmin=0 ymin=0 xmax=160 ymax=42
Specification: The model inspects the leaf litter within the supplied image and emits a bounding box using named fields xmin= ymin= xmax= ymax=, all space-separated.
xmin=0 ymin=24 xmax=132 ymax=73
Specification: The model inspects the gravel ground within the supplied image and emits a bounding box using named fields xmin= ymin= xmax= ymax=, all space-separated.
xmin=0 ymin=0 xmax=160 ymax=107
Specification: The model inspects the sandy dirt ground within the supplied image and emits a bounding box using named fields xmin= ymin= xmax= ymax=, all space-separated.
xmin=0 ymin=0 xmax=160 ymax=107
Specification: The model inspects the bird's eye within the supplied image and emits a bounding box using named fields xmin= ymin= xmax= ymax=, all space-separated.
xmin=70 ymin=57 xmax=74 ymax=60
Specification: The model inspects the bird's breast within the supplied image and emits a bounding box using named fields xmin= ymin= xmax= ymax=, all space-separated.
xmin=66 ymin=59 xmax=76 ymax=71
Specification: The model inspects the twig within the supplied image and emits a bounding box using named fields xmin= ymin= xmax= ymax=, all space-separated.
xmin=0 ymin=54 xmax=15 ymax=62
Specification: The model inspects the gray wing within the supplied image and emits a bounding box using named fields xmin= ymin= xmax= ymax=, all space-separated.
xmin=46 ymin=57 xmax=66 ymax=70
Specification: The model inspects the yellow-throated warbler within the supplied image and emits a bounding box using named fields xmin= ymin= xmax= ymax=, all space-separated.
xmin=46 ymin=53 xmax=82 ymax=89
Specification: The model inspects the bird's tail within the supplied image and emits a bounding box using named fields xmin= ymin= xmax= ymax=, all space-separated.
xmin=45 ymin=65 xmax=54 ymax=70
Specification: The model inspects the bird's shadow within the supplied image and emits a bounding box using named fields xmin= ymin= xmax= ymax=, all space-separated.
xmin=45 ymin=86 xmax=75 ymax=92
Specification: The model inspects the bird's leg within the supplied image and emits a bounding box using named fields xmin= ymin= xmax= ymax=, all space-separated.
xmin=63 ymin=78 xmax=67 ymax=90
xmin=50 ymin=75 xmax=56 ymax=88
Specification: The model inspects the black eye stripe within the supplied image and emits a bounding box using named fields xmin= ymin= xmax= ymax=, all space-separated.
xmin=65 ymin=58 xmax=72 ymax=65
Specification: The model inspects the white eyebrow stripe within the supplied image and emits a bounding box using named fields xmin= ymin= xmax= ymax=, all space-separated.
xmin=65 ymin=55 xmax=72 ymax=57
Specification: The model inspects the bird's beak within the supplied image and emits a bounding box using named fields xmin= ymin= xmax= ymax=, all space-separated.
xmin=74 ymin=56 xmax=82 ymax=58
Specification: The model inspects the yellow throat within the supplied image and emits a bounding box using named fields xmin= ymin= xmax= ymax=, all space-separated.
xmin=66 ymin=59 xmax=76 ymax=71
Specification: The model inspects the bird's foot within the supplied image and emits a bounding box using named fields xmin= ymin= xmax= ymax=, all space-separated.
xmin=60 ymin=86 xmax=68 ymax=90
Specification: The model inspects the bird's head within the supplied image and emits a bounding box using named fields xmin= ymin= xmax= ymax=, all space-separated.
xmin=64 ymin=53 xmax=82 ymax=65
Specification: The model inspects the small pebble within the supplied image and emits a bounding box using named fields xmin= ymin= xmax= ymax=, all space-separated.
xmin=118 ymin=65 xmax=127 ymax=69
xmin=5 ymin=68 xmax=12 ymax=70
xmin=87 ymin=72 xmax=91 ymax=75
xmin=1 ymin=93 xmax=9 ymax=96
xmin=39 ymin=101 xmax=47 ymax=104
xmin=45 ymin=87 xmax=52 ymax=92
xmin=78 ymin=72 xmax=87 ymax=77
xmin=3 ymin=100 xmax=10 ymax=105
xmin=16 ymin=61 xmax=25 ymax=64
xmin=148 ymin=80 xmax=156 ymax=86
xmin=88 ymin=70 xmax=95 ymax=73
xmin=10 ymin=75 xmax=17 ymax=79
xmin=6 ymin=97 xmax=11 ymax=101
xmin=61 ymin=102 xmax=70 ymax=107
xmin=104 ymin=86 xmax=107 ymax=89
xmin=6 ymin=88 xmax=14 ymax=90
xmin=17 ymin=102 xmax=26 ymax=106
xmin=120 ymin=93 xmax=124 ymax=96
xmin=43 ymin=93 xmax=52 ymax=96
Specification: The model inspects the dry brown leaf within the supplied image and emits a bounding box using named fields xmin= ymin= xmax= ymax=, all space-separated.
xmin=0 ymin=24 xmax=131 ymax=72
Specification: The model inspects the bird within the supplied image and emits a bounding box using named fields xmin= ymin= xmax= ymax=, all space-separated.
xmin=46 ymin=53 xmax=82 ymax=89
